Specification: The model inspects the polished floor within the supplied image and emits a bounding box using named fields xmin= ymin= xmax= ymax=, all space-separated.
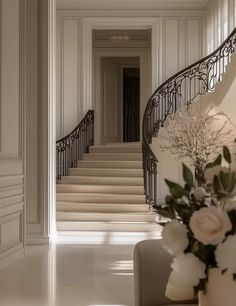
xmin=0 ymin=231 xmax=160 ymax=306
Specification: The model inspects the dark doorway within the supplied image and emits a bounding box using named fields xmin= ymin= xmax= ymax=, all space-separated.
xmin=123 ymin=67 xmax=140 ymax=142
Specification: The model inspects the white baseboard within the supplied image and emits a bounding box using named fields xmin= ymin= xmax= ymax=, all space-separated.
xmin=26 ymin=234 xmax=50 ymax=245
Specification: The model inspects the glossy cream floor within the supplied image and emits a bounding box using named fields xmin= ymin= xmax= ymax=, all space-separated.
xmin=0 ymin=231 xmax=160 ymax=306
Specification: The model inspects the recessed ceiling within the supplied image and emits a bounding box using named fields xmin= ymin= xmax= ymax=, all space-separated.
xmin=93 ymin=30 xmax=150 ymax=42
xmin=57 ymin=0 xmax=208 ymax=10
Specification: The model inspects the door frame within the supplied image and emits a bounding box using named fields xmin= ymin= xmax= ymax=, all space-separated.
xmin=82 ymin=17 xmax=162 ymax=117
xmin=93 ymin=50 xmax=151 ymax=144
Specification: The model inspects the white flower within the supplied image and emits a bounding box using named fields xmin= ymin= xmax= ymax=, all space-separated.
xmin=194 ymin=186 xmax=207 ymax=200
xmin=215 ymin=235 xmax=236 ymax=273
xmin=161 ymin=220 xmax=189 ymax=255
xmin=171 ymin=253 xmax=206 ymax=285
xmin=165 ymin=271 xmax=195 ymax=301
xmin=190 ymin=206 xmax=232 ymax=245
xmin=204 ymin=166 xmax=228 ymax=185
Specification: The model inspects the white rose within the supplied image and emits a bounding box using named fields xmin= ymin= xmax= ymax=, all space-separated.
xmin=190 ymin=207 xmax=232 ymax=245
xmin=215 ymin=235 xmax=236 ymax=273
xmin=161 ymin=220 xmax=189 ymax=255
xmin=171 ymin=253 xmax=206 ymax=285
xmin=194 ymin=186 xmax=207 ymax=201
xmin=165 ymin=271 xmax=195 ymax=301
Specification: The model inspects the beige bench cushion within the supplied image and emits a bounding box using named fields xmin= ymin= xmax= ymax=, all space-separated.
xmin=133 ymin=239 xmax=197 ymax=306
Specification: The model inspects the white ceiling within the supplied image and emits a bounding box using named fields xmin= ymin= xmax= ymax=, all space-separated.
xmin=57 ymin=0 xmax=208 ymax=10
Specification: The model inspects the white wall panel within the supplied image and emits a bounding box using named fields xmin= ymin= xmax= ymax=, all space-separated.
xmin=26 ymin=0 xmax=38 ymax=224
xmin=0 ymin=0 xmax=20 ymax=156
xmin=163 ymin=18 xmax=180 ymax=79
xmin=62 ymin=19 xmax=79 ymax=136
xmin=186 ymin=18 xmax=202 ymax=65
xmin=0 ymin=0 xmax=25 ymax=267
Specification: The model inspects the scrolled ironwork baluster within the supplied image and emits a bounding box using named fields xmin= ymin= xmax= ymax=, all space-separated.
xmin=142 ymin=28 xmax=236 ymax=208
xmin=56 ymin=110 xmax=94 ymax=180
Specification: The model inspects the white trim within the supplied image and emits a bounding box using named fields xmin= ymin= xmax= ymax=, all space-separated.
xmin=26 ymin=235 xmax=50 ymax=245
xmin=56 ymin=0 xmax=208 ymax=11
xmin=82 ymin=17 xmax=160 ymax=117
xmin=48 ymin=0 xmax=56 ymax=243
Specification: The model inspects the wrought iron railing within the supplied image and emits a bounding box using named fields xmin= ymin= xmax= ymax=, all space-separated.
xmin=142 ymin=28 xmax=236 ymax=208
xmin=56 ymin=110 xmax=94 ymax=180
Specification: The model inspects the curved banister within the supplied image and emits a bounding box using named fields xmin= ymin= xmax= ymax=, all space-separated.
xmin=142 ymin=27 xmax=236 ymax=207
xmin=56 ymin=110 xmax=94 ymax=180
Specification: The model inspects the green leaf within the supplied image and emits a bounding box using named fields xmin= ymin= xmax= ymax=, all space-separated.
xmin=182 ymin=163 xmax=194 ymax=187
xmin=213 ymin=154 xmax=222 ymax=166
xmin=219 ymin=171 xmax=231 ymax=190
xmin=223 ymin=146 xmax=231 ymax=164
xmin=155 ymin=206 xmax=175 ymax=219
xmin=165 ymin=179 xmax=185 ymax=198
xmin=213 ymin=175 xmax=221 ymax=193
xmin=205 ymin=162 xmax=214 ymax=169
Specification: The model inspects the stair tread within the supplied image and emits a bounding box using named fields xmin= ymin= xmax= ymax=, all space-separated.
xmin=57 ymin=211 xmax=153 ymax=215
xmin=57 ymin=192 xmax=144 ymax=196
xmin=69 ymin=167 xmax=143 ymax=171
xmin=60 ymin=175 xmax=143 ymax=179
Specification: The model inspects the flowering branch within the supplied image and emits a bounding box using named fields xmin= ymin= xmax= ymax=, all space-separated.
xmin=160 ymin=105 xmax=235 ymax=184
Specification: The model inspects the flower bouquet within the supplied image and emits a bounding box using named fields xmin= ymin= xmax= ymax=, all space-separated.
xmin=157 ymin=145 xmax=236 ymax=305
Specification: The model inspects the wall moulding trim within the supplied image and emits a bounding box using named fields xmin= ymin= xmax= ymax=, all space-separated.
xmin=0 ymin=175 xmax=24 ymax=188
xmin=0 ymin=194 xmax=24 ymax=208
xmin=57 ymin=0 xmax=208 ymax=11
xmin=0 ymin=246 xmax=24 ymax=271
xmin=26 ymin=233 xmax=50 ymax=245
xmin=0 ymin=202 xmax=23 ymax=218
xmin=0 ymin=210 xmax=24 ymax=253
xmin=0 ymin=160 xmax=23 ymax=176
xmin=82 ymin=17 xmax=161 ymax=113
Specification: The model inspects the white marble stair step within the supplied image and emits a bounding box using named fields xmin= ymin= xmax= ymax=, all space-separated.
xmin=69 ymin=167 xmax=143 ymax=177
xmin=56 ymin=202 xmax=150 ymax=213
xmin=57 ymin=211 xmax=156 ymax=222
xmin=77 ymin=160 xmax=142 ymax=169
xmin=57 ymin=184 xmax=144 ymax=194
xmin=56 ymin=192 xmax=146 ymax=204
xmin=60 ymin=176 xmax=143 ymax=186
xmin=83 ymin=153 xmax=142 ymax=161
xmin=89 ymin=145 xmax=141 ymax=154
xmin=57 ymin=220 xmax=159 ymax=232
xmin=105 ymin=142 xmax=141 ymax=146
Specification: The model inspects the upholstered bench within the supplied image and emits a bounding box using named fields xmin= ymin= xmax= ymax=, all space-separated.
xmin=133 ymin=239 xmax=198 ymax=306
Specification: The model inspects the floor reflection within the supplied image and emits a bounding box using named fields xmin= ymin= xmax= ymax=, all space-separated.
xmin=0 ymin=231 xmax=160 ymax=306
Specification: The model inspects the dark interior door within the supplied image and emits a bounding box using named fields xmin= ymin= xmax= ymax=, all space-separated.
xmin=123 ymin=68 xmax=140 ymax=142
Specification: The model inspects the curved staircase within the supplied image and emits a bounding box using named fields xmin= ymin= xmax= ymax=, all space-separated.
xmin=56 ymin=142 xmax=158 ymax=234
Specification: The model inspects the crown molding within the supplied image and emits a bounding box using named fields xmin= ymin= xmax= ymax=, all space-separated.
xmin=56 ymin=0 xmax=208 ymax=11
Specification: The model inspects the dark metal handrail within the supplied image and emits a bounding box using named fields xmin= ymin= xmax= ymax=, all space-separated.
xmin=56 ymin=110 xmax=94 ymax=180
xmin=142 ymin=27 xmax=236 ymax=208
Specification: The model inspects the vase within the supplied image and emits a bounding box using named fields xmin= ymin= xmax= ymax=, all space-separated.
xmin=199 ymin=268 xmax=236 ymax=306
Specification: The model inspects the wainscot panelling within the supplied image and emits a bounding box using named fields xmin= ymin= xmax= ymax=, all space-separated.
xmin=0 ymin=0 xmax=26 ymax=268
